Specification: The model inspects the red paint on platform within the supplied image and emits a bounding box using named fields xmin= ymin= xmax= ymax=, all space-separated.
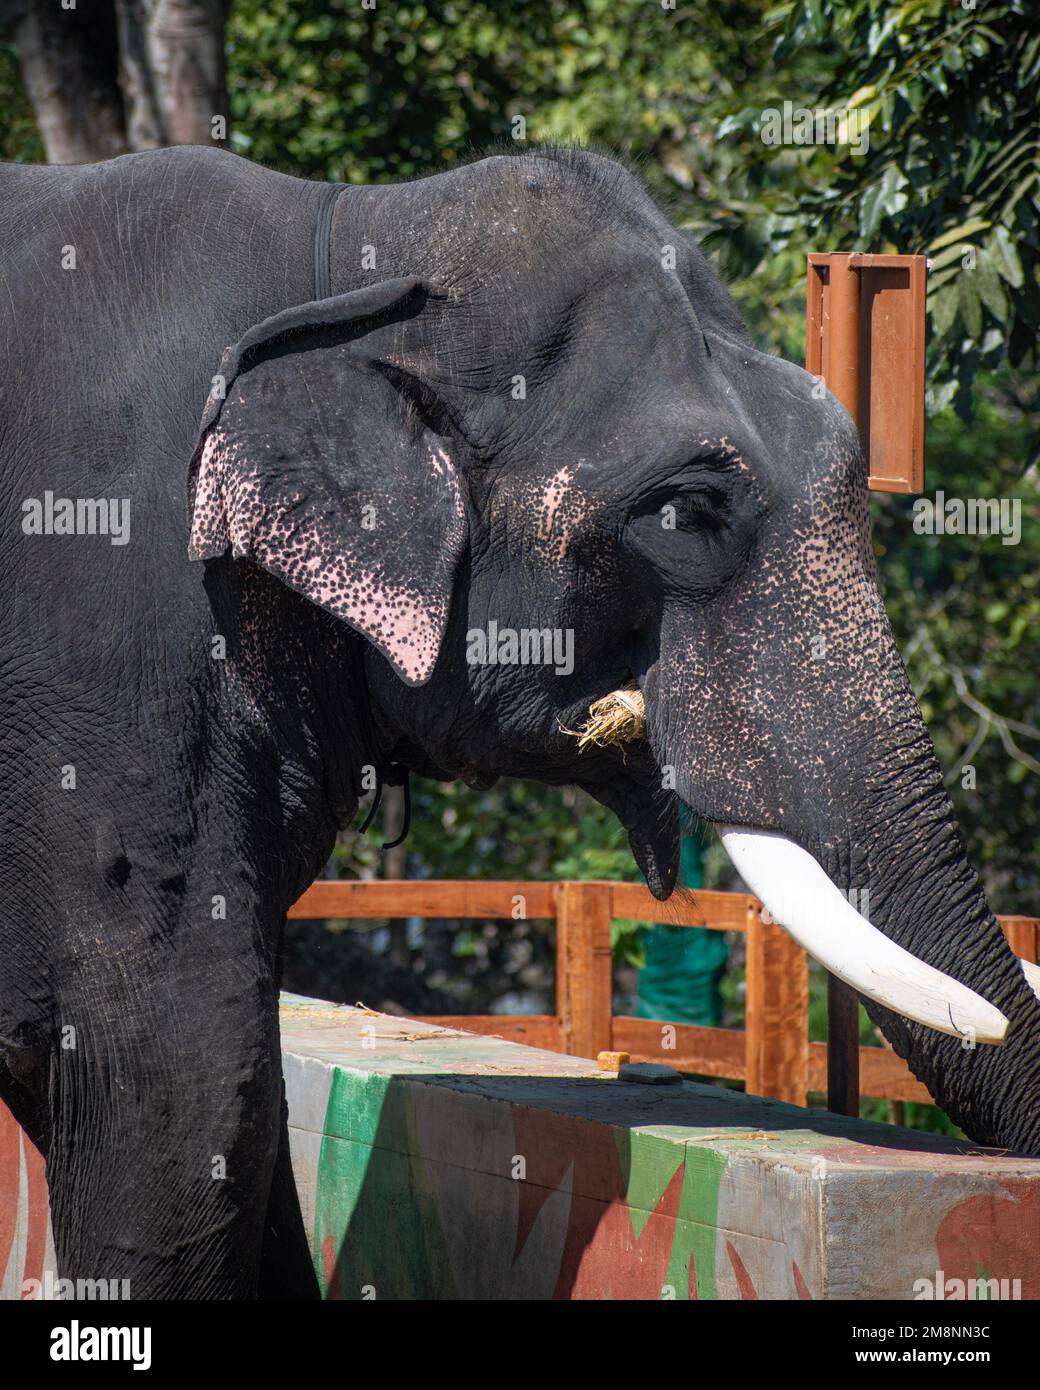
xmin=0 ymin=1104 xmax=18 ymax=1283
xmin=570 ymin=1162 xmax=686 ymax=1301
xmin=726 ymin=1240 xmax=758 ymax=1299
xmin=1 ymin=1101 xmax=51 ymax=1296
xmin=21 ymin=1135 xmax=48 ymax=1293
xmin=936 ymin=1180 xmax=1040 ymax=1298
xmin=510 ymin=1105 xmax=629 ymax=1297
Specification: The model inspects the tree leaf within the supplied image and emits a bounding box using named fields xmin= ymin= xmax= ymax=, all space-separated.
xmin=717 ymin=107 xmax=759 ymax=138
xmin=930 ymin=282 xmax=960 ymax=337
xmin=990 ymin=224 xmax=1024 ymax=287
xmin=926 ymin=262 xmax=965 ymax=293
xmin=925 ymin=378 xmax=957 ymax=415
xmin=859 ymin=164 xmax=908 ymax=239
xmin=929 ymin=243 xmax=973 ymax=273
xmin=928 ymin=218 xmax=991 ymax=253
xmin=975 ymin=260 xmax=1008 ymax=322
xmin=958 ymin=272 xmax=983 ymax=340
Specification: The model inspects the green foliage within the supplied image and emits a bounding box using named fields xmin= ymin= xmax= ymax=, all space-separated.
xmin=873 ymin=375 xmax=1040 ymax=914
xmin=726 ymin=0 xmax=1040 ymax=415
xmin=225 ymin=0 xmax=774 ymax=183
xmin=0 ymin=44 xmax=44 ymax=163
xmin=339 ymin=780 xmax=631 ymax=882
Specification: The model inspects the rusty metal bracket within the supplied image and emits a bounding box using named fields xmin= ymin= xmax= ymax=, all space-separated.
xmin=806 ymin=252 xmax=927 ymax=494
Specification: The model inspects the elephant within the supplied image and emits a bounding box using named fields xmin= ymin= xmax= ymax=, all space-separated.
xmin=0 ymin=143 xmax=1037 ymax=1300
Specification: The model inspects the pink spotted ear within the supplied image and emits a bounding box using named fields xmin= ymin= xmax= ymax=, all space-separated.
xmin=188 ymin=281 xmax=467 ymax=686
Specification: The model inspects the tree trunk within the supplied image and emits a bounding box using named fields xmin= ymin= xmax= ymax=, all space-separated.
xmin=113 ymin=0 xmax=166 ymax=148
xmin=140 ymin=0 xmax=229 ymax=147
xmin=7 ymin=0 xmax=229 ymax=163
xmin=12 ymin=1 xmax=128 ymax=164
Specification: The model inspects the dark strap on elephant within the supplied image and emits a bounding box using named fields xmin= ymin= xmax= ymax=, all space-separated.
xmin=356 ymin=779 xmax=383 ymax=835
xmin=313 ymin=182 xmax=348 ymax=300
xmin=379 ymin=764 xmax=412 ymax=851
xmin=356 ymin=761 xmax=412 ymax=851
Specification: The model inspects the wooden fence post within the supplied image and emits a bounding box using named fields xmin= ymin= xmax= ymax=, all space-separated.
xmin=556 ymin=881 xmax=613 ymax=1059
xmin=1001 ymin=916 xmax=1039 ymax=965
xmin=745 ymin=899 xmax=809 ymax=1105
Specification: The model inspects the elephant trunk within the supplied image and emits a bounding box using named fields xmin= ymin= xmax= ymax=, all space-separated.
xmin=720 ymin=768 xmax=1040 ymax=1154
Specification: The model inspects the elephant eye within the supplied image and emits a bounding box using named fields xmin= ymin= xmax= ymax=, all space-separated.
xmin=624 ymin=474 xmax=750 ymax=596
xmin=661 ymin=487 xmax=728 ymax=531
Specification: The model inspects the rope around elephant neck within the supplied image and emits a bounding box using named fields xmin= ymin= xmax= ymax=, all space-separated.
xmin=312 ymin=182 xmax=348 ymax=301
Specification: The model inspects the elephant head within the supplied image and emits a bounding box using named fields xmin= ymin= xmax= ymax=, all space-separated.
xmin=190 ymin=149 xmax=1040 ymax=1154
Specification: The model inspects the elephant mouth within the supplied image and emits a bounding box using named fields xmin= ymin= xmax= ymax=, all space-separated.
xmin=566 ymin=684 xmax=1014 ymax=1044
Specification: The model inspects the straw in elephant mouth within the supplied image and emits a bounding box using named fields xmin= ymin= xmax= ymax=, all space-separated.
xmin=562 ymin=684 xmax=646 ymax=751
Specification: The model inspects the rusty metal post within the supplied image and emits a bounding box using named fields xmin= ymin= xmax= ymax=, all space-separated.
xmin=827 ymin=974 xmax=861 ymax=1117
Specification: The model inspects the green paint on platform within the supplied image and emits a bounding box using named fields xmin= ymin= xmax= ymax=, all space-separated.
xmin=617 ymin=1128 xmax=683 ymax=1239
xmin=674 ymin=1146 xmax=729 ymax=1300
xmin=616 ymin=1129 xmax=728 ymax=1299
xmin=315 ymin=1071 xmax=456 ymax=1300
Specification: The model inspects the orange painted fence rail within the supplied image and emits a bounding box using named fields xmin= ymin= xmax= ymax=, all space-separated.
xmin=289 ymin=880 xmax=1040 ymax=1110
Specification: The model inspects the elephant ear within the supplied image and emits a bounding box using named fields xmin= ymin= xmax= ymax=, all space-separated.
xmin=188 ymin=277 xmax=467 ymax=686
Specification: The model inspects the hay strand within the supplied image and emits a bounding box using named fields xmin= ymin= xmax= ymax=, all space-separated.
xmin=562 ymin=685 xmax=646 ymax=752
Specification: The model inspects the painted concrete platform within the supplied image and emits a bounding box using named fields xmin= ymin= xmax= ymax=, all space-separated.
xmin=281 ymin=995 xmax=1040 ymax=1301
xmin=5 ymin=994 xmax=1040 ymax=1299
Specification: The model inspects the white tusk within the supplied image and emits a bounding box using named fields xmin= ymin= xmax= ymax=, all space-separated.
xmin=719 ymin=826 xmax=1008 ymax=1045
xmin=1022 ymin=959 xmax=1040 ymax=1003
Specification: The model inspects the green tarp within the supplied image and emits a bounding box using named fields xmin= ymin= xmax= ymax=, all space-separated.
xmin=636 ymin=816 xmax=728 ymax=1027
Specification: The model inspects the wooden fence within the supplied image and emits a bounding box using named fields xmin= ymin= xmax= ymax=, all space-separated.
xmin=289 ymin=879 xmax=1040 ymax=1110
